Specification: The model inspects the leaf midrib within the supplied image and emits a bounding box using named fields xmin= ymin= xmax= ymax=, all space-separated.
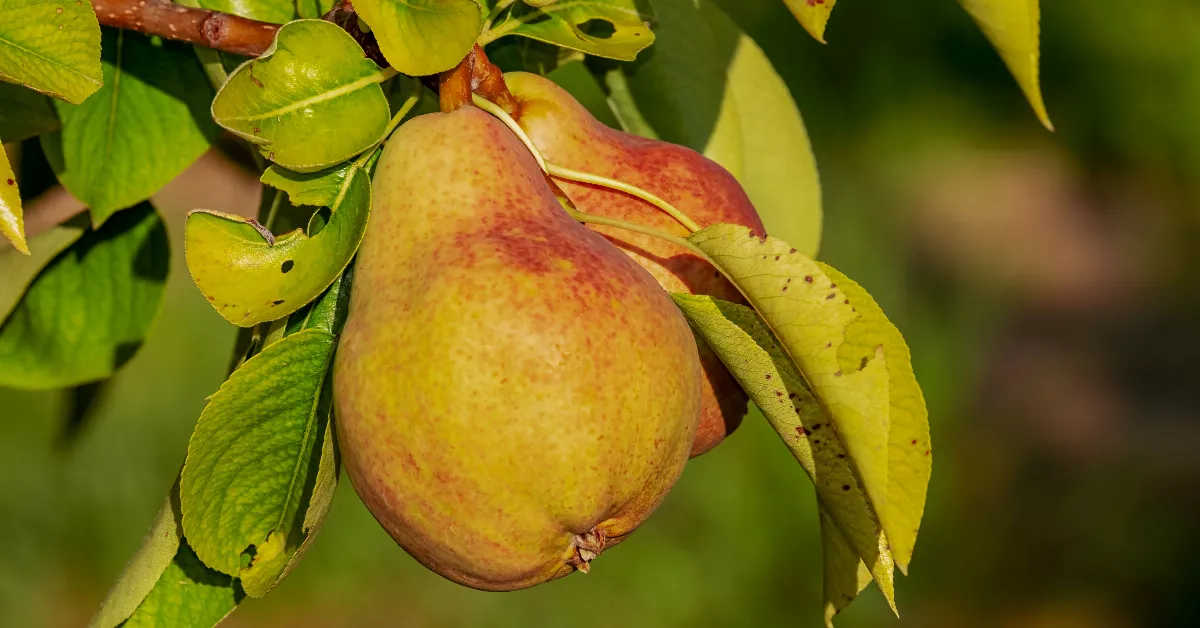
xmin=0 ymin=6 xmax=100 ymax=89
xmin=218 ymin=71 xmax=389 ymax=123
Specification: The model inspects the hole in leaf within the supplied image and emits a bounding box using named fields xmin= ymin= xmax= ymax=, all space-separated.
xmin=578 ymin=19 xmax=616 ymax=39
xmin=240 ymin=544 xmax=257 ymax=569
xmin=281 ymin=259 xmax=294 ymax=274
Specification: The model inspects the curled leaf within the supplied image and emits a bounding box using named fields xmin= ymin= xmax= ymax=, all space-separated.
xmin=185 ymin=166 xmax=370 ymax=327
xmin=484 ymin=0 xmax=655 ymax=61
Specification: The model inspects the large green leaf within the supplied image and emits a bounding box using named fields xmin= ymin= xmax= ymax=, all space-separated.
xmin=211 ymin=20 xmax=392 ymax=172
xmin=623 ymin=0 xmax=821 ymax=256
xmin=671 ymin=293 xmax=894 ymax=609
xmin=781 ymin=0 xmax=836 ymax=43
xmin=43 ymin=30 xmax=217 ymax=226
xmin=483 ymin=0 xmax=655 ymax=61
xmin=0 ymin=203 xmax=167 ymax=389
xmin=0 ymin=82 xmax=59 ymax=141
xmin=259 ymin=162 xmax=353 ymax=208
xmin=0 ymin=0 xmax=102 ymax=104
xmin=0 ymin=214 xmax=86 ymax=321
xmin=185 ymin=164 xmax=370 ymax=326
xmin=353 ymin=0 xmax=481 ymax=75
xmin=820 ymin=262 xmax=930 ymax=573
xmin=180 ymin=328 xmax=337 ymax=596
xmin=0 ymin=144 xmax=24 ymax=253
xmin=958 ymin=0 xmax=1052 ymax=129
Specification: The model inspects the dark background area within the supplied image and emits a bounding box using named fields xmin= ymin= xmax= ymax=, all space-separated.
xmin=3 ymin=0 xmax=1198 ymax=626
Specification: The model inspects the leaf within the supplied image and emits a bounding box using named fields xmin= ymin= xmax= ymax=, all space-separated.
xmin=0 ymin=82 xmax=60 ymax=141
xmin=622 ymin=0 xmax=821 ymax=255
xmin=485 ymin=0 xmax=655 ymax=61
xmin=958 ymin=0 xmax=1052 ymax=129
xmin=781 ymin=0 xmax=836 ymax=44
xmin=185 ymin=164 xmax=370 ymax=326
xmin=88 ymin=480 xmax=243 ymax=628
xmin=0 ymin=213 xmax=86 ymax=321
xmin=211 ymin=20 xmax=392 ymax=172
xmin=260 ymin=162 xmax=351 ymax=208
xmin=704 ymin=29 xmax=822 ymax=257
xmin=192 ymin=0 xmax=295 ymax=23
xmin=0 ymin=0 xmax=102 ymax=104
xmin=353 ymin=0 xmax=481 ymax=75
xmin=820 ymin=262 xmax=930 ymax=573
xmin=820 ymin=501 xmax=872 ymax=628
xmin=42 ymin=29 xmax=217 ymax=226
xmin=670 ymin=292 xmax=894 ymax=608
xmin=0 ymin=203 xmax=167 ymax=389
xmin=180 ymin=328 xmax=338 ymax=596
xmin=0 ymin=144 xmax=26 ymax=253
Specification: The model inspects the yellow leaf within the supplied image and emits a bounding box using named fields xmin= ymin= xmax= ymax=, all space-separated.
xmin=958 ymin=0 xmax=1053 ymax=130
xmin=0 ymin=145 xmax=27 ymax=254
xmin=782 ymin=0 xmax=837 ymax=43
xmin=820 ymin=263 xmax=932 ymax=574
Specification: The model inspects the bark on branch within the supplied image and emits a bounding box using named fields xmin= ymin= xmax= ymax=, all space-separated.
xmin=90 ymin=0 xmax=280 ymax=57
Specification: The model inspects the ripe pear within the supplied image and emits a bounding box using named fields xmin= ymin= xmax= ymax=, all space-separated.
xmin=332 ymin=106 xmax=702 ymax=591
xmin=505 ymin=72 xmax=766 ymax=456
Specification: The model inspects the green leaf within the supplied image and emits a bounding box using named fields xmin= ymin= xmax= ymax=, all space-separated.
xmin=0 ymin=82 xmax=60 ymax=141
xmin=958 ymin=0 xmax=1052 ymax=129
xmin=670 ymin=292 xmax=894 ymax=609
xmin=89 ymin=482 xmax=243 ymax=628
xmin=43 ymin=30 xmax=217 ymax=226
xmin=0 ymin=144 xmax=25 ymax=253
xmin=260 ymin=162 xmax=351 ymax=208
xmin=186 ymin=164 xmax=370 ymax=327
xmin=622 ymin=0 xmax=821 ymax=256
xmin=352 ymin=0 xmax=481 ymax=75
xmin=180 ymin=328 xmax=337 ymax=596
xmin=211 ymin=20 xmax=392 ymax=172
xmin=0 ymin=203 xmax=167 ymax=389
xmin=484 ymin=0 xmax=655 ymax=61
xmin=0 ymin=214 xmax=86 ymax=321
xmin=781 ymin=0 xmax=836 ymax=43
xmin=820 ymin=501 xmax=872 ymax=628
xmin=0 ymin=0 xmax=102 ymax=104
xmin=819 ymin=262 xmax=930 ymax=574
xmin=193 ymin=0 xmax=295 ymax=23
xmin=704 ymin=30 xmax=821 ymax=257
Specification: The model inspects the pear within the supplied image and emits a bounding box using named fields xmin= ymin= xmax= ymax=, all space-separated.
xmin=505 ymin=72 xmax=765 ymax=456
xmin=333 ymin=106 xmax=702 ymax=591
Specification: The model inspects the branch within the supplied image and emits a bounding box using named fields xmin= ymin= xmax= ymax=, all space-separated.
xmin=90 ymin=0 xmax=279 ymax=57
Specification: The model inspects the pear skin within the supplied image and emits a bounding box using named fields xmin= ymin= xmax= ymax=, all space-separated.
xmin=506 ymin=72 xmax=765 ymax=456
xmin=333 ymin=106 xmax=702 ymax=591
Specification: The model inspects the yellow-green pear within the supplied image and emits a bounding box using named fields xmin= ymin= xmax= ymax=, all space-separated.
xmin=333 ymin=106 xmax=702 ymax=591
xmin=506 ymin=72 xmax=766 ymax=456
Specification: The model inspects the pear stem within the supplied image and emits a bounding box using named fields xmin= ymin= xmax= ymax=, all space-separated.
xmin=471 ymin=93 xmax=704 ymax=234
xmin=563 ymin=207 xmax=712 ymax=262
xmin=472 ymin=93 xmax=548 ymax=171
xmin=545 ymin=164 xmax=702 ymax=233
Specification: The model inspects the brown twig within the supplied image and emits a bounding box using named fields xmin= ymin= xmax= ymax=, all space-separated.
xmin=90 ymin=0 xmax=280 ymax=57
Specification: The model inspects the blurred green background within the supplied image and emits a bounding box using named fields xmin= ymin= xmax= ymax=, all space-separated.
xmin=4 ymin=0 xmax=1200 ymax=626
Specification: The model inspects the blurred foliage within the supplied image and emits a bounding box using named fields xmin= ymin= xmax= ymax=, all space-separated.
xmin=4 ymin=0 xmax=1200 ymax=626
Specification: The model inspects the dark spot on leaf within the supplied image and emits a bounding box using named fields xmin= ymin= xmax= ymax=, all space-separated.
xmin=834 ymin=371 xmax=843 ymax=377
xmin=925 ymin=450 xmax=932 ymax=456
xmin=775 ymin=391 xmax=783 ymax=396
xmin=5 ymin=179 xmax=13 ymax=185
xmin=813 ymin=439 xmax=821 ymax=444
xmin=911 ymin=439 xmax=918 ymax=445
xmin=765 ymin=374 xmax=772 ymax=380
xmin=775 ymin=255 xmax=780 ymax=261
xmin=837 ymin=453 xmax=846 ymax=459
xmin=842 ymin=485 xmax=850 ymax=491
xmin=830 ymin=283 xmax=837 ymax=288
xmin=811 ymin=424 xmax=822 ymax=431
xmin=844 ymin=299 xmax=850 ymax=304
xmin=280 ymin=260 xmax=294 ymax=273
xmin=826 ymin=293 xmax=836 ymax=300
xmin=796 ymin=426 xmax=808 ymax=437
xmin=782 ymin=286 xmax=788 ymax=292
xmin=789 ymin=248 xmax=796 ymax=253
xmin=272 ymin=299 xmax=284 ymax=306
xmin=805 ymin=276 xmax=813 ymax=283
